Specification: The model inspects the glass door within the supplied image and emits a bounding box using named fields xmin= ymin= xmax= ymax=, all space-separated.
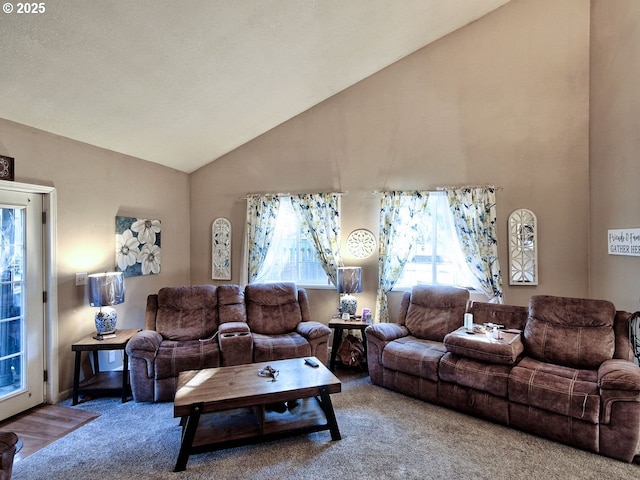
xmin=0 ymin=190 xmax=44 ymax=420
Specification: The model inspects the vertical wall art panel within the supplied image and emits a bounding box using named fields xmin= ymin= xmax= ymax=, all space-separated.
xmin=508 ymin=209 xmax=537 ymax=285
xmin=116 ymin=216 xmax=161 ymax=277
xmin=212 ymin=217 xmax=231 ymax=280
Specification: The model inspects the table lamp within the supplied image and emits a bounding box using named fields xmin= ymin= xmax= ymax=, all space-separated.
xmin=88 ymin=272 xmax=125 ymax=335
xmin=337 ymin=266 xmax=362 ymax=316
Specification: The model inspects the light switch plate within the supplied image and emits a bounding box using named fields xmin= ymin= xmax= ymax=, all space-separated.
xmin=75 ymin=272 xmax=88 ymax=286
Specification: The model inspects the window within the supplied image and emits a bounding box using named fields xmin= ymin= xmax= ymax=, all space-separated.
xmin=254 ymin=199 xmax=330 ymax=286
xmin=394 ymin=192 xmax=480 ymax=290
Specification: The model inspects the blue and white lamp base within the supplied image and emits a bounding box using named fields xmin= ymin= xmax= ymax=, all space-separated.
xmin=95 ymin=307 xmax=117 ymax=335
xmin=340 ymin=294 xmax=358 ymax=316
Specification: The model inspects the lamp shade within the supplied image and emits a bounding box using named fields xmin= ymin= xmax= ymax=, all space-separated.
xmin=337 ymin=267 xmax=363 ymax=294
xmin=89 ymin=272 xmax=125 ymax=307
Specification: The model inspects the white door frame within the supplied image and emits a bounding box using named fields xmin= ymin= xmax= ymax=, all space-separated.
xmin=0 ymin=180 xmax=58 ymax=404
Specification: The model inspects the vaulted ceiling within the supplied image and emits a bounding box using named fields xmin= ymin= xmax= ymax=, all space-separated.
xmin=1 ymin=1 xmax=511 ymax=173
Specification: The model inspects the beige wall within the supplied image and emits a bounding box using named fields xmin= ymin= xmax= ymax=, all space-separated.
xmin=590 ymin=1 xmax=640 ymax=312
xmin=0 ymin=118 xmax=191 ymax=399
xmin=190 ymin=0 xmax=591 ymax=320
xmin=5 ymin=0 xmax=630 ymax=403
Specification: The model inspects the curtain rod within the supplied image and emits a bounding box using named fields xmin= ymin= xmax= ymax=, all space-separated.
xmin=240 ymin=191 xmax=347 ymax=200
xmin=436 ymin=185 xmax=502 ymax=191
xmin=371 ymin=185 xmax=503 ymax=195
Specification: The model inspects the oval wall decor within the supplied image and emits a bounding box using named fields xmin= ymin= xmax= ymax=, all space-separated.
xmin=212 ymin=217 xmax=232 ymax=280
xmin=508 ymin=209 xmax=538 ymax=285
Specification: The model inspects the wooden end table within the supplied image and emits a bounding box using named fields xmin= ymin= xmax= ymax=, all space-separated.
xmin=328 ymin=318 xmax=369 ymax=372
xmin=71 ymin=328 xmax=140 ymax=405
xmin=173 ymin=357 xmax=342 ymax=472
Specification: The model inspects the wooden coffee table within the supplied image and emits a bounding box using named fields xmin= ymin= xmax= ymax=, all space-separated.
xmin=173 ymin=357 xmax=342 ymax=471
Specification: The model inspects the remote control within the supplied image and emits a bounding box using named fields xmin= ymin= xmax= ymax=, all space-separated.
xmin=304 ymin=358 xmax=319 ymax=368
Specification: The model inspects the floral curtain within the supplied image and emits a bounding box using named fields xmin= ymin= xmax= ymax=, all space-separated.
xmin=444 ymin=186 xmax=503 ymax=303
xmin=245 ymin=195 xmax=280 ymax=283
xmin=376 ymin=191 xmax=430 ymax=322
xmin=291 ymin=193 xmax=343 ymax=286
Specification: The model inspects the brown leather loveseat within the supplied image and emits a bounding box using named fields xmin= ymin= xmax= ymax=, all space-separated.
xmin=126 ymin=282 xmax=330 ymax=402
xmin=365 ymin=285 xmax=640 ymax=463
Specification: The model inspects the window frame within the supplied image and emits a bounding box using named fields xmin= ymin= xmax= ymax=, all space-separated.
xmin=253 ymin=198 xmax=332 ymax=288
xmin=392 ymin=192 xmax=482 ymax=292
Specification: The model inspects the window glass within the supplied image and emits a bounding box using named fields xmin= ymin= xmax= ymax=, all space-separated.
xmin=254 ymin=199 xmax=330 ymax=286
xmin=394 ymin=192 xmax=480 ymax=290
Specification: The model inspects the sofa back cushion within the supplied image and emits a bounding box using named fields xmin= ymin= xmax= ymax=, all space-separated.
xmin=217 ymin=284 xmax=247 ymax=324
xmin=404 ymin=285 xmax=469 ymax=341
xmin=245 ymin=282 xmax=302 ymax=335
xmin=155 ymin=285 xmax=219 ymax=341
xmin=524 ymin=295 xmax=616 ymax=369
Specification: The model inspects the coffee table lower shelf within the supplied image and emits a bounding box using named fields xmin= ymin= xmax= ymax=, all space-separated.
xmin=175 ymin=387 xmax=340 ymax=472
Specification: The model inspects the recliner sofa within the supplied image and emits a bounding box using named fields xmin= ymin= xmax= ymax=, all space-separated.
xmin=126 ymin=282 xmax=330 ymax=402
xmin=366 ymin=285 xmax=640 ymax=462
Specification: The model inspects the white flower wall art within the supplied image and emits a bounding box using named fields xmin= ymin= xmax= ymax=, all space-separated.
xmin=116 ymin=216 xmax=162 ymax=277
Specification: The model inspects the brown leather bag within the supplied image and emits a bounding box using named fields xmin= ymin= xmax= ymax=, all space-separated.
xmin=337 ymin=334 xmax=365 ymax=367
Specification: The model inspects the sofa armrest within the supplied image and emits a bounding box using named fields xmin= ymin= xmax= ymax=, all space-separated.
xmin=365 ymin=323 xmax=409 ymax=342
xmin=219 ymin=322 xmax=252 ymax=366
xmin=598 ymin=359 xmax=640 ymax=425
xmin=125 ymin=330 xmax=162 ymax=379
xmin=598 ymin=359 xmax=640 ymax=391
xmin=296 ymin=321 xmax=331 ymax=340
xmin=126 ymin=330 xmax=162 ymax=356
xmin=219 ymin=321 xmax=250 ymax=335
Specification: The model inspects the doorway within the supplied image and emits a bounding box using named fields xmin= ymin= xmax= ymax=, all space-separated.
xmin=0 ymin=189 xmax=44 ymax=420
xmin=0 ymin=181 xmax=56 ymax=421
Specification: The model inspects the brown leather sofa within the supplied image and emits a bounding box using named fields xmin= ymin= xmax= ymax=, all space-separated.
xmin=366 ymin=285 xmax=640 ymax=463
xmin=126 ymin=282 xmax=330 ymax=402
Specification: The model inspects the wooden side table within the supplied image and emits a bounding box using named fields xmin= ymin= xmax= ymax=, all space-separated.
xmin=72 ymin=328 xmax=140 ymax=405
xmin=328 ymin=318 xmax=369 ymax=372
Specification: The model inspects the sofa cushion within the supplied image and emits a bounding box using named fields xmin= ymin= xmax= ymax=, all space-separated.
xmin=404 ymin=286 xmax=469 ymax=342
xmin=246 ymin=282 xmax=302 ymax=335
xmin=217 ymin=284 xmax=247 ymax=324
xmin=508 ymin=357 xmax=600 ymax=423
xmin=524 ymin=295 xmax=616 ymax=369
xmin=381 ymin=336 xmax=446 ymax=382
xmin=154 ymin=338 xmax=220 ymax=380
xmin=251 ymin=332 xmax=311 ymax=362
xmin=438 ymin=382 xmax=510 ymax=425
xmin=439 ymin=352 xmax=511 ymax=398
xmin=156 ymin=285 xmax=218 ymax=341
xmin=509 ymin=402 xmax=599 ymax=453
xmin=443 ymin=327 xmax=523 ymax=365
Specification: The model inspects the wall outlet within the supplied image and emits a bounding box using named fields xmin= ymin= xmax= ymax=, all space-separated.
xmin=75 ymin=272 xmax=88 ymax=286
xmin=108 ymin=351 xmax=116 ymax=363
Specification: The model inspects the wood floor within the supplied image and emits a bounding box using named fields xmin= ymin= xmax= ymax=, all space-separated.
xmin=0 ymin=404 xmax=99 ymax=461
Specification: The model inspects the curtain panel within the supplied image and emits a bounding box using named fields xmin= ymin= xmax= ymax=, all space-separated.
xmin=376 ymin=191 xmax=430 ymax=323
xmin=244 ymin=195 xmax=280 ymax=284
xmin=243 ymin=192 xmax=344 ymax=286
xmin=290 ymin=193 xmax=344 ymax=286
xmin=443 ymin=186 xmax=504 ymax=303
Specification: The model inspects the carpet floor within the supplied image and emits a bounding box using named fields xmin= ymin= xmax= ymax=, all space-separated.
xmin=11 ymin=371 xmax=640 ymax=480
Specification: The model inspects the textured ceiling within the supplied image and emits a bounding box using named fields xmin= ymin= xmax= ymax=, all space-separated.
xmin=1 ymin=1 xmax=510 ymax=173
